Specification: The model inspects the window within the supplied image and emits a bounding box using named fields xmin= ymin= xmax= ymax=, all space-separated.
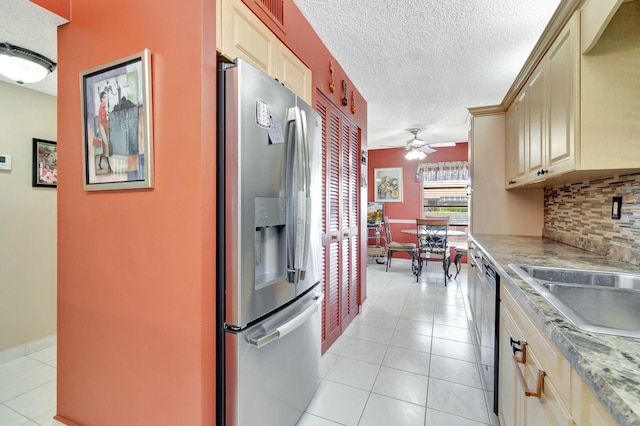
xmin=422 ymin=184 xmax=469 ymax=225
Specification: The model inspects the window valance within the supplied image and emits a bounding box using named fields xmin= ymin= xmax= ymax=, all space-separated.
xmin=416 ymin=161 xmax=469 ymax=183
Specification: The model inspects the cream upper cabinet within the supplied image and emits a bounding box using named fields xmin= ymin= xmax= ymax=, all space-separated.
xmin=580 ymin=0 xmax=623 ymax=54
xmin=274 ymin=44 xmax=312 ymax=103
xmin=526 ymin=61 xmax=547 ymax=181
xmin=506 ymin=2 xmax=640 ymax=188
xmin=220 ymin=0 xmax=276 ymax=76
xmin=505 ymin=91 xmax=528 ymax=187
xmin=546 ymin=15 xmax=579 ymax=177
xmin=579 ymin=0 xmax=640 ymax=171
xmin=217 ymin=0 xmax=313 ymax=104
xmin=505 ymin=13 xmax=579 ymax=187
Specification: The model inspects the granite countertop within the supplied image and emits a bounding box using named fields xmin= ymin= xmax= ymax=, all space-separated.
xmin=470 ymin=234 xmax=640 ymax=426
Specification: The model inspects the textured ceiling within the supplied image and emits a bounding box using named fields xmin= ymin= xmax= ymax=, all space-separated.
xmin=293 ymin=0 xmax=562 ymax=149
xmin=0 ymin=0 xmax=65 ymax=96
xmin=1 ymin=1 xmax=562 ymax=148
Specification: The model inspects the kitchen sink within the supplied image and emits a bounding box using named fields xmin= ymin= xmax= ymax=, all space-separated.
xmin=509 ymin=264 xmax=640 ymax=338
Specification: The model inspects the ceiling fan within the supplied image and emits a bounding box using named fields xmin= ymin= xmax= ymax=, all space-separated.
xmin=404 ymin=128 xmax=438 ymax=160
xmin=406 ymin=128 xmax=437 ymax=155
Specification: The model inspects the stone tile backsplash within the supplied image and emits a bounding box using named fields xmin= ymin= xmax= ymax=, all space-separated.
xmin=543 ymin=173 xmax=640 ymax=265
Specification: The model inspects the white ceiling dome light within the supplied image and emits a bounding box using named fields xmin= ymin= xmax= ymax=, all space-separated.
xmin=0 ymin=42 xmax=57 ymax=84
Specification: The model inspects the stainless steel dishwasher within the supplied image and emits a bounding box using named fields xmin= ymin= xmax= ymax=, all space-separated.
xmin=468 ymin=243 xmax=499 ymax=415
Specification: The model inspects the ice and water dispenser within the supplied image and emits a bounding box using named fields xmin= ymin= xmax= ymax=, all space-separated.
xmin=254 ymin=197 xmax=287 ymax=289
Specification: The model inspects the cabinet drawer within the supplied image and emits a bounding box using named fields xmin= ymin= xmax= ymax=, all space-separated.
xmin=502 ymin=286 xmax=572 ymax=400
xmin=524 ymin=344 xmax=574 ymax=426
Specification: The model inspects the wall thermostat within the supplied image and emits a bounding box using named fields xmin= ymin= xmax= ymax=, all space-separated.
xmin=0 ymin=155 xmax=12 ymax=171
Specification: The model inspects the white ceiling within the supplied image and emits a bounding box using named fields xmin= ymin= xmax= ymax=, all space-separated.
xmin=0 ymin=0 xmax=65 ymax=96
xmin=1 ymin=0 xmax=562 ymax=150
xmin=293 ymin=0 xmax=562 ymax=149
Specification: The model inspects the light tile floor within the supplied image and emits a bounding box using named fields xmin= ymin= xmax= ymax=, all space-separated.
xmin=299 ymin=259 xmax=501 ymax=426
xmin=0 ymin=259 xmax=499 ymax=426
xmin=0 ymin=345 xmax=56 ymax=426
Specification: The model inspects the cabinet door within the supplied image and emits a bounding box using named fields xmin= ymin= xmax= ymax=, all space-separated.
xmin=501 ymin=289 xmax=574 ymax=426
xmin=220 ymin=0 xmax=313 ymax=105
xmin=499 ymin=304 xmax=521 ymax=426
xmin=274 ymin=46 xmax=312 ymax=104
xmin=546 ymin=13 xmax=579 ymax=176
xmin=514 ymin=90 xmax=529 ymax=183
xmin=505 ymin=103 xmax=520 ymax=187
xmin=523 ymin=348 xmax=574 ymax=426
xmin=526 ymin=62 xmax=546 ymax=180
xmin=221 ymin=0 xmax=275 ymax=75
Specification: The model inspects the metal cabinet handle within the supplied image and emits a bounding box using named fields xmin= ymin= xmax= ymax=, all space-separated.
xmin=510 ymin=337 xmax=526 ymax=362
xmin=510 ymin=338 xmax=546 ymax=398
xmin=513 ymin=355 xmax=546 ymax=398
xmin=508 ymin=180 xmax=516 ymax=185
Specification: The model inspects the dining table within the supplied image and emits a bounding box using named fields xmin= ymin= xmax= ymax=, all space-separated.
xmin=400 ymin=228 xmax=467 ymax=237
xmin=400 ymin=228 xmax=468 ymax=278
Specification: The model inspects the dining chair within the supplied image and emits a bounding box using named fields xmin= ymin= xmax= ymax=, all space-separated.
xmin=414 ymin=217 xmax=451 ymax=284
xmin=383 ymin=216 xmax=416 ymax=272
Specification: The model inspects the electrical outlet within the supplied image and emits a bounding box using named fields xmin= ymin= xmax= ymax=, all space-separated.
xmin=611 ymin=196 xmax=622 ymax=219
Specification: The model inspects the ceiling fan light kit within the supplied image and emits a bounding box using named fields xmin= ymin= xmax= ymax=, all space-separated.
xmin=0 ymin=42 xmax=57 ymax=84
xmin=405 ymin=149 xmax=426 ymax=160
xmin=404 ymin=128 xmax=455 ymax=160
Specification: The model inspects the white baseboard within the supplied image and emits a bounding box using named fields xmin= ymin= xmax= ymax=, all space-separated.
xmin=0 ymin=334 xmax=56 ymax=365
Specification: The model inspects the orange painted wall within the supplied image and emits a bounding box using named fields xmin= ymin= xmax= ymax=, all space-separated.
xmin=54 ymin=0 xmax=217 ymax=425
xmin=368 ymin=144 xmax=468 ymax=249
xmin=30 ymin=0 xmax=70 ymax=20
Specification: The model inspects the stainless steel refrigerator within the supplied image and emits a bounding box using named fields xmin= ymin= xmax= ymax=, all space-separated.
xmin=216 ymin=58 xmax=323 ymax=426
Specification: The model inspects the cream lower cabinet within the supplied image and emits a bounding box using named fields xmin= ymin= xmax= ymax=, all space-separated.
xmin=500 ymin=284 xmax=620 ymax=426
xmin=217 ymin=0 xmax=312 ymax=104
xmin=499 ymin=286 xmax=573 ymax=426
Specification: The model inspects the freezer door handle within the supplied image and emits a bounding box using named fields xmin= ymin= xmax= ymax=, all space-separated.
xmin=248 ymin=293 xmax=324 ymax=348
xmin=285 ymin=106 xmax=312 ymax=284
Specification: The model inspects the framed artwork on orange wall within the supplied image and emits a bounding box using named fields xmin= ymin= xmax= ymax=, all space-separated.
xmin=80 ymin=49 xmax=153 ymax=191
xmin=374 ymin=167 xmax=403 ymax=203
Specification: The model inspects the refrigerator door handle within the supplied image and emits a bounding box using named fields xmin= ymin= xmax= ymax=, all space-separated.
xmin=285 ymin=106 xmax=311 ymax=284
xmin=247 ymin=293 xmax=324 ymax=349
xmin=299 ymin=109 xmax=312 ymax=281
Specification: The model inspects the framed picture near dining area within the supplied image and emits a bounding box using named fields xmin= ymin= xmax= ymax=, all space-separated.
xmin=374 ymin=167 xmax=403 ymax=202
xmin=80 ymin=49 xmax=153 ymax=191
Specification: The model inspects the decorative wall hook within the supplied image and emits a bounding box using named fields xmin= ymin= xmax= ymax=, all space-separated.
xmin=329 ymin=61 xmax=335 ymax=93
xmin=341 ymin=80 xmax=348 ymax=106
xmin=351 ymin=91 xmax=356 ymax=114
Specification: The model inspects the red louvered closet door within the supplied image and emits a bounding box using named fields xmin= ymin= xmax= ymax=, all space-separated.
xmin=316 ymin=92 xmax=361 ymax=353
